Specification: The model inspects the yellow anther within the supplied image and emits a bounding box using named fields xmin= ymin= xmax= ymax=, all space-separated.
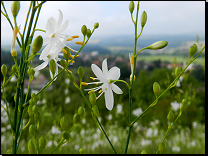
xmin=52 ymin=34 xmax=55 ymax=37
xmin=68 ymin=46 xmax=74 ymax=52
xmin=90 ymin=77 xmax=95 ymax=81
xmin=94 ymin=83 xmax=98 ymax=85
xmin=129 ymin=53 xmax=134 ymax=65
xmin=88 ymin=90 xmax=94 ymax=94
xmin=69 ymin=54 xmax=74 ymax=59
xmin=67 ymin=37 xmax=73 ymax=41
xmin=68 ymin=60 xmax=75 ymax=63
xmin=61 ymin=48 xmax=68 ymax=54
xmin=76 ymin=55 xmax=79 ymax=57
xmin=72 ymin=35 xmax=79 ymax=38
xmin=81 ymin=82 xmax=88 ymax=86
xmin=67 ymin=69 xmax=72 ymax=73
xmin=98 ymin=90 xmax=102 ymax=94
xmin=75 ymin=42 xmax=84 ymax=45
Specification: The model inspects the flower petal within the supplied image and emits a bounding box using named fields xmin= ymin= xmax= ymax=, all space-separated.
xmin=102 ymin=58 xmax=108 ymax=77
xmin=108 ymin=67 xmax=120 ymax=80
xmin=57 ymin=20 xmax=69 ymax=34
xmin=39 ymin=42 xmax=54 ymax=60
xmin=56 ymin=10 xmax=63 ymax=31
xmin=91 ymin=64 xmax=106 ymax=82
xmin=104 ymin=85 xmax=114 ymax=110
xmin=111 ymin=83 xmax=123 ymax=94
xmin=46 ymin=17 xmax=57 ymax=37
xmin=33 ymin=61 xmax=48 ymax=71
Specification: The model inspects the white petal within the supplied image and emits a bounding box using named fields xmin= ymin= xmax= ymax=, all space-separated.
xmin=57 ymin=20 xmax=69 ymax=34
xmin=102 ymin=58 xmax=108 ymax=78
xmin=111 ymin=83 xmax=123 ymax=94
xmin=91 ymin=64 xmax=106 ymax=82
xmin=33 ymin=61 xmax=48 ymax=71
xmin=39 ymin=42 xmax=54 ymax=60
xmin=56 ymin=10 xmax=63 ymax=31
xmin=45 ymin=17 xmax=56 ymax=37
xmin=108 ymin=67 xmax=120 ymax=80
xmin=104 ymin=85 xmax=114 ymax=110
xmin=43 ymin=37 xmax=51 ymax=46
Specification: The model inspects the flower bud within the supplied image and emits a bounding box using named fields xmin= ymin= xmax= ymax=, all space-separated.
xmin=49 ymin=59 xmax=56 ymax=76
xmin=148 ymin=41 xmax=168 ymax=50
xmin=141 ymin=149 xmax=147 ymax=154
xmin=27 ymin=68 xmax=35 ymax=77
xmin=175 ymin=66 xmax=182 ymax=78
xmin=11 ymin=1 xmax=20 ymax=17
xmin=81 ymin=25 xmax=87 ymax=36
xmin=6 ymin=150 xmax=11 ymax=154
xmin=1 ymin=64 xmax=7 ymax=76
xmin=28 ymin=104 xmax=33 ymax=117
xmin=28 ymin=139 xmax=36 ymax=154
xmin=68 ymin=73 xmax=75 ymax=83
xmin=167 ymin=111 xmax=174 ymax=122
xmin=92 ymin=105 xmax=99 ymax=117
xmin=78 ymin=66 xmax=85 ymax=78
xmin=141 ymin=11 xmax=147 ymax=27
xmin=89 ymin=91 xmax=96 ymax=105
xmin=62 ymin=46 xmax=71 ymax=61
xmin=86 ymin=29 xmax=91 ymax=38
xmin=189 ymin=43 xmax=198 ymax=57
xmin=32 ymin=105 xmax=38 ymax=114
xmin=158 ymin=142 xmax=165 ymax=154
xmin=31 ymin=35 xmax=43 ymax=54
xmin=153 ymin=82 xmax=160 ymax=97
xmin=73 ymin=113 xmax=80 ymax=124
xmin=79 ymin=148 xmax=84 ymax=154
xmin=60 ymin=59 xmax=67 ymax=68
xmin=60 ymin=116 xmax=68 ymax=130
xmin=94 ymin=22 xmax=99 ymax=29
xmin=39 ymin=135 xmax=46 ymax=149
xmin=11 ymin=65 xmax=17 ymax=74
xmin=62 ymin=131 xmax=70 ymax=140
xmin=29 ymin=124 xmax=36 ymax=135
xmin=78 ymin=106 xmax=85 ymax=117
xmin=129 ymin=1 xmax=134 ymax=13
xmin=180 ymin=99 xmax=187 ymax=112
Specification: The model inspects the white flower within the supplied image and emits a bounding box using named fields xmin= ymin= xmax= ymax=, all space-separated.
xmin=116 ymin=104 xmax=123 ymax=114
xmin=170 ymin=101 xmax=181 ymax=111
xmin=85 ymin=58 xmax=123 ymax=110
xmin=132 ymin=108 xmax=143 ymax=116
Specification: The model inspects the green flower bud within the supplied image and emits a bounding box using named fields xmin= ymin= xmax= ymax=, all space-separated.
xmin=79 ymin=148 xmax=84 ymax=154
xmin=27 ymin=68 xmax=35 ymax=77
xmin=31 ymin=35 xmax=43 ymax=54
xmin=29 ymin=99 xmax=35 ymax=106
xmin=62 ymin=46 xmax=71 ymax=60
xmin=28 ymin=104 xmax=33 ymax=117
xmin=167 ymin=111 xmax=174 ymax=122
xmin=6 ymin=150 xmax=11 ymax=154
xmin=29 ymin=124 xmax=36 ymax=135
xmin=189 ymin=43 xmax=198 ymax=57
xmin=34 ymin=111 xmax=41 ymax=123
xmin=86 ymin=29 xmax=91 ymax=38
xmin=182 ymin=99 xmax=187 ymax=105
xmin=141 ymin=149 xmax=147 ymax=154
xmin=39 ymin=135 xmax=46 ymax=149
xmin=153 ymin=82 xmax=160 ymax=97
xmin=28 ymin=139 xmax=36 ymax=154
xmin=77 ymin=66 xmax=85 ymax=78
xmin=14 ymin=93 xmax=17 ymax=102
xmin=32 ymin=105 xmax=38 ymax=114
xmin=92 ymin=105 xmax=99 ymax=117
xmin=60 ymin=59 xmax=67 ymax=68
xmin=68 ymin=73 xmax=75 ymax=83
xmin=11 ymin=65 xmax=17 ymax=74
xmin=81 ymin=25 xmax=87 ymax=36
xmin=94 ymin=22 xmax=99 ymax=29
xmin=180 ymin=99 xmax=187 ymax=112
xmin=31 ymin=93 xmax=36 ymax=99
xmin=60 ymin=116 xmax=68 ymax=130
xmin=89 ymin=91 xmax=96 ymax=105
xmin=49 ymin=59 xmax=56 ymax=76
xmin=148 ymin=41 xmax=168 ymax=50
xmin=73 ymin=113 xmax=80 ymax=124
xmin=158 ymin=142 xmax=165 ymax=154
xmin=1 ymin=64 xmax=7 ymax=76
xmin=141 ymin=11 xmax=147 ymax=27
xmin=78 ymin=106 xmax=85 ymax=117
xmin=62 ymin=131 xmax=70 ymax=140
xmin=129 ymin=1 xmax=134 ymax=13
xmin=11 ymin=1 xmax=20 ymax=17
xmin=175 ymin=66 xmax=182 ymax=77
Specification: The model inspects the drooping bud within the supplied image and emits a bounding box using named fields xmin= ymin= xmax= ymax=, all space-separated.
xmin=167 ymin=111 xmax=174 ymax=122
xmin=86 ymin=29 xmax=91 ymax=38
xmin=78 ymin=106 xmax=85 ymax=117
xmin=153 ymin=82 xmax=160 ymax=97
xmin=92 ymin=105 xmax=99 ymax=117
xmin=158 ymin=142 xmax=165 ymax=154
xmin=189 ymin=43 xmax=198 ymax=57
xmin=60 ymin=116 xmax=68 ymax=130
xmin=28 ymin=139 xmax=36 ymax=154
xmin=78 ymin=66 xmax=85 ymax=78
xmin=129 ymin=1 xmax=134 ymax=13
xmin=49 ymin=59 xmax=56 ymax=76
xmin=1 ymin=64 xmax=7 ymax=76
xmin=94 ymin=22 xmax=99 ymax=29
xmin=141 ymin=11 xmax=147 ymax=27
xmin=89 ymin=91 xmax=96 ymax=105
xmin=141 ymin=149 xmax=147 ymax=154
xmin=31 ymin=35 xmax=43 ymax=54
xmin=11 ymin=1 xmax=20 ymax=17
xmin=29 ymin=124 xmax=36 ymax=135
xmin=175 ymin=66 xmax=182 ymax=78
xmin=63 ymin=131 xmax=70 ymax=140
xmin=81 ymin=25 xmax=87 ymax=36
xmin=73 ymin=113 xmax=80 ymax=124
xmin=39 ymin=135 xmax=46 ymax=149
xmin=147 ymin=41 xmax=168 ymax=50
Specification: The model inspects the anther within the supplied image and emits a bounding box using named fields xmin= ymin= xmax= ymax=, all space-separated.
xmin=61 ymin=48 xmax=68 ymax=54
xmin=81 ymin=82 xmax=88 ymax=86
xmin=68 ymin=60 xmax=75 ymax=63
xmin=67 ymin=38 xmax=73 ymax=41
xmin=90 ymin=77 xmax=95 ymax=81
xmin=98 ymin=90 xmax=102 ymax=94
xmin=75 ymin=42 xmax=84 ymax=45
xmin=88 ymin=90 xmax=94 ymax=94
xmin=72 ymin=35 xmax=79 ymax=38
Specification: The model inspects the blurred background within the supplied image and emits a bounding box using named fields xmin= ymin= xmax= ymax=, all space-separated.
xmin=1 ymin=1 xmax=205 ymax=154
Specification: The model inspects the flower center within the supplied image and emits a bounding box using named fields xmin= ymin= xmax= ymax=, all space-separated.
xmin=52 ymin=33 xmax=55 ymax=38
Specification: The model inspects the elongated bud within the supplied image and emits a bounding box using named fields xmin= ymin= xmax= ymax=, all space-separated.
xmin=78 ymin=106 xmax=85 ymax=117
xmin=92 ymin=105 xmax=99 ymax=117
xmin=175 ymin=66 xmax=182 ymax=77
xmin=158 ymin=142 xmax=165 ymax=154
xmin=63 ymin=131 xmax=70 ymax=140
xmin=87 ymin=29 xmax=91 ymax=38
xmin=94 ymin=22 xmax=99 ymax=29
xmin=11 ymin=65 xmax=17 ymax=74
xmin=60 ymin=116 xmax=68 ymax=130
xmin=28 ymin=139 xmax=36 ymax=154
xmin=189 ymin=43 xmax=198 ymax=57
xmin=32 ymin=105 xmax=38 ymax=114
xmin=29 ymin=124 xmax=36 ymax=135
xmin=78 ymin=66 xmax=85 ymax=78
xmin=31 ymin=35 xmax=43 ymax=54
xmin=28 ymin=104 xmax=33 ymax=117
xmin=62 ymin=46 xmax=71 ymax=60
xmin=141 ymin=11 xmax=147 ymax=27
xmin=73 ymin=113 xmax=80 ymax=124
xmin=153 ymin=82 xmax=160 ymax=97
xmin=49 ymin=59 xmax=56 ymax=76
xmin=79 ymin=148 xmax=84 ymax=154
xmin=81 ymin=25 xmax=87 ymax=36
xmin=129 ymin=1 xmax=134 ymax=13
xmin=39 ymin=135 xmax=46 ymax=149
xmin=60 ymin=59 xmax=67 ymax=68
xmin=141 ymin=149 xmax=147 ymax=154
xmin=180 ymin=99 xmax=187 ymax=112
xmin=167 ymin=111 xmax=174 ymax=122
xmin=68 ymin=72 xmax=75 ymax=83
xmin=11 ymin=1 xmax=20 ymax=17
xmin=147 ymin=41 xmax=168 ymax=50
xmin=1 ymin=64 xmax=7 ymax=76
xmin=89 ymin=91 xmax=96 ymax=105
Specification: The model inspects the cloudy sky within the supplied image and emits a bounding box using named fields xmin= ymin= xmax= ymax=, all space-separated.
xmin=1 ymin=1 xmax=205 ymax=45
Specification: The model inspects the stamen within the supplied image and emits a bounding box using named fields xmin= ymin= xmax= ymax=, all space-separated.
xmin=81 ymin=82 xmax=88 ymax=86
xmin=72 ymin=35 xmax=79 ymax=38
xmin=90 ymin=77 xmax=95 ymax=81
xmin=67 ymin=69 xmax=72 ymax=73
xmin=98 ymin=89 xmax=102 ymax=94
xmin=94 ymin=83 xmax=98 ymax=85
xmin=88 ymin=90 xmax=94 ymax=94
xmin=75 ymin=42 xmax=84 ymax=45
xmin=69 ymin=54 xmax=74 ymax=59
xmin=67 ymin=38 xmax=73 ymax=41
xmin=68 ymin=60 xmax=75 ymax=63
xmin=61 ymin=48 xmax=68 ymax=54
xmin=52 ymin=34 xmax=55 ymax=38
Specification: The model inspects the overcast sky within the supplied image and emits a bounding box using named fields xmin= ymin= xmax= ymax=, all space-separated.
xmin=1 ymin=1 xmax=205 ymax=45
